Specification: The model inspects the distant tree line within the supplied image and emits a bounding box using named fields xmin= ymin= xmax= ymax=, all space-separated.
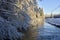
xmin=54 ymin=14 xmax=60 ymax=18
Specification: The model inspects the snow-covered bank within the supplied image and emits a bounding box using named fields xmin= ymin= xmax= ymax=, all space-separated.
xmin=46 ymin=18 xmax=60 ymax=27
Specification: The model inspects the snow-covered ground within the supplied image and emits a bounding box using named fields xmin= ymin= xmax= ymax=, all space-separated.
xmin=46 ymin=18 xmax=60 ymax=26
xmin=37 ymin=22 xmax=60 ymax=40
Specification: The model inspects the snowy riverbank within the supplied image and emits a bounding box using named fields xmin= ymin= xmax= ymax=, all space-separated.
xmin=46 ymin=18 xmax=60 ymax=27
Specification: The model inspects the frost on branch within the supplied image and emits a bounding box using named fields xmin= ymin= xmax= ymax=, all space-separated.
xmin=0 ymin=17 xmax=24 ymax=40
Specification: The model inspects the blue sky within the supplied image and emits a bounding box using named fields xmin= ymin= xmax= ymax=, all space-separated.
xmin=37 ymin=0 xmax=60 ymax=14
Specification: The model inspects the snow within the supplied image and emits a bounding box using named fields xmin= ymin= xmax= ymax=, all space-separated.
xmin=37 ymin=22 xmax=60 ymax=40
xmin=46 ymin=18 xmax=60 ymax=26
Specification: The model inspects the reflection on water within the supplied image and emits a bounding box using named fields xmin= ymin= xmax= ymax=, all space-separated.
xmin=37 ymin=22 xmax=60 ymax=40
